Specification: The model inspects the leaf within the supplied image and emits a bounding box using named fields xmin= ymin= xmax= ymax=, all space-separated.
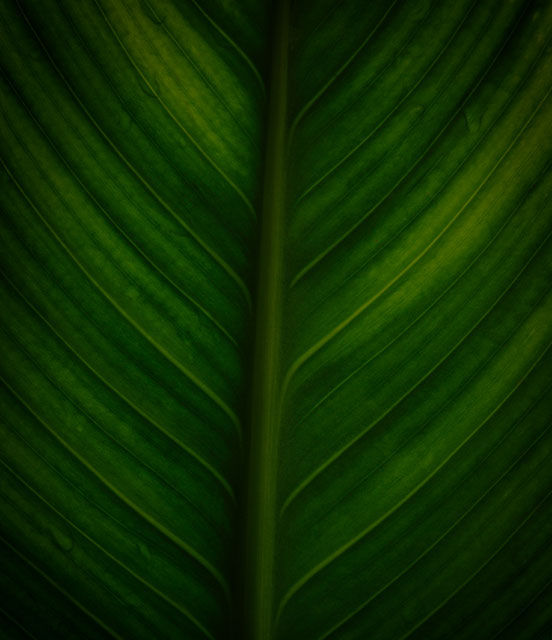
xmin=1 ymin=1 xmax=551 ymax=639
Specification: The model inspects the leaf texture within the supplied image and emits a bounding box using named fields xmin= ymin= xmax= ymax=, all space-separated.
xmin=272 ymin=1 xmax=552 ymax=637
xmin=1 ymin=1 xmax=551 ymax=639
xmin=0 ymin=1 xmax=267 ymax=637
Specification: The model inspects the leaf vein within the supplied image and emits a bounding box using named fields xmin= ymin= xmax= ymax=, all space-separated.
xmin=0 ymin=155 xmax=242 ymax=438
xmin=0 ymin=457 xmax=216 ymax=640
xmin=282 ymin=83 xmax=552 ymax=390
xmin=13 ymin=1 xmax=252 ymax=306
xmin=277 ymin=341 xmax=552 ymax=622
xmin=93 ymin=0 xmax=256 ymax=219
xmin=1 ymin=269 xmax=236 ymax=503
xmin=0 ymin=376 xmax=231 ymax=600
xmin=0 ymin=535 xmax=125 ymax=640
xmin=281 ymin=227 xmax=552 ymax=514
xmin=290 ymin=7 xmax=546 ymax=286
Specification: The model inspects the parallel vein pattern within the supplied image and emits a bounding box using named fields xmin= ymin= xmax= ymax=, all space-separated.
xmin=1 ymin=1 xmax=551 ymax=639
xmin=274 ymin=1 xmax=552 ymax=637
xmin=0 ymin=1 xmax=267 ymax=638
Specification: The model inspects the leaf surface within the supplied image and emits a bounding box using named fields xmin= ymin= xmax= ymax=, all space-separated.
xmin=1 ymin=1 xmax=551 ymax=639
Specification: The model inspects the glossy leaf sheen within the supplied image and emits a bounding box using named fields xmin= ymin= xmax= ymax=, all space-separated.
xmin=1 ymin=1 xmax=551 ymax=639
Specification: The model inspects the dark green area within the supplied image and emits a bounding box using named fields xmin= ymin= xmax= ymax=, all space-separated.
xmin=1 ymin=1 xmax=551 ymax=638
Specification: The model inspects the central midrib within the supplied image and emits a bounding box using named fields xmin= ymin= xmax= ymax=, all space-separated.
xmin=244 ymin=0 xmax=291 ymax=638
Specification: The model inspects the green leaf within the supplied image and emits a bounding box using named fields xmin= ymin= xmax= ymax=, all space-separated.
xmin=1 ymin=1 xmax=551 ymax=639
